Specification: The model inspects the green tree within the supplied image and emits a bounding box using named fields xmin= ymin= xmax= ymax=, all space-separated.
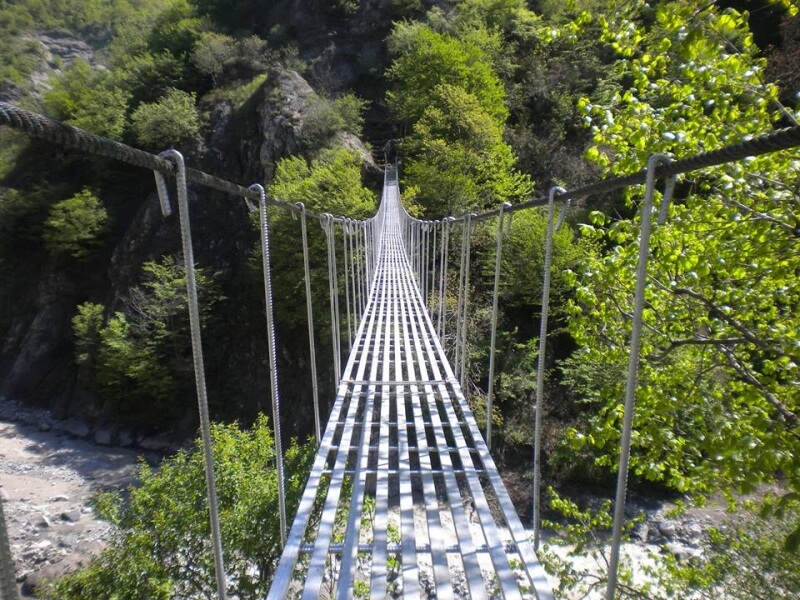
xmin=131 ymin=87 xmax=201 ymax=148
xmin=42 ymin=189 xmax=109 ymax=260
xmin=491 ymin=207 xmax=588 ymax=309
xmin=147 ymin=0 xmax=204 ymax=58
xmin=401 ymin=83 xmax=531 ymax=216
xmin=42 ymin=416 xmax=314 ymax=600
xmin=266 ymin=147 xmax=376 ymax=346
xmin=453 ymin=0 xmax=540 ymax=35
xmin=191 ymin=31 xmax=236 ymax=85
xmin=300 ymin=93 xmax=368 ymax=150
xmin=540 ymin=1 xmax=800 ymax=596
xmin=386 ymin=21 xmax=508 ymax=124
xmin=43 ymin=60 xmax=129 ymax=140
xmin=562 ymin=0 xmax=800 ymax=497
xmin=269 ymin=147 xmax=376 ymax=218
xmin=75 ymin=256 xmax=223 ymax=426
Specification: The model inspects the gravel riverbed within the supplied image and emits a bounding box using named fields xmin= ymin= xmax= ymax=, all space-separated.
xmin=0 ymin=398 xmax=146 ymax=597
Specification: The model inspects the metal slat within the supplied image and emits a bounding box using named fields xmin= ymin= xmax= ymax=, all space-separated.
xmin=398 ymin=276 xmax=452 ymax=598
xmin=371 ymin=226 xmax=397 ymax=597
xmin=389 ymin=212 xmax=422 ymax=598
xmin=301 ymin=269 xmax=384 ymax=599
xmin=405 ymin=270 xmax=554 ymax=600
xmin=395 ymin=255 xmax=488 ymax=600
xmin=267 ymin=170 xmax=554 ymax=600
xmin=336 ymin=241 xmax=391 ymax=598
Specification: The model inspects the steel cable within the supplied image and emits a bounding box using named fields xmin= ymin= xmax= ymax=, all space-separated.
xmin=533 ymin=187 xmax=569 ymax=550
xmin=298 ymin=204 xmax=322 ymax=443
xmin=249 ymin=184 xmax=288 ymax=547
xmin=458 ymin=215 xmax=476 ymax=390
xmin=322 ymin=215 xmax=342 ymax=383
xmin=154 ymin=150 xmax=228 ymax=600
xmin=486 ymin=203 xmax=511 ymax=450
xmin=605 ymin=156 xmax=676 ymax=600
xmin=343 ymin=220 xmax=353 ymax=351
xmin=437 ymin=219 xmax=451 ymax=339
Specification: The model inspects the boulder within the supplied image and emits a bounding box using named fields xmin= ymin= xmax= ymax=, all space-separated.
xmin=93 ymin=426 xmax=116 ymax=446
xmin=658 ymin=520 xmax=677 ymax=538
xmin=60 ymin=510 xmax=81 ymax=523
xmin=138 ymin=434 xmax=172 ymax=452
xmin=20 ymin=551 xmax=94 ymax=596
xmin=64 ymin=418 xmax=90 ymax=439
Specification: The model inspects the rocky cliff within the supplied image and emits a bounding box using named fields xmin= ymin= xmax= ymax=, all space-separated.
xmin=0 ymin=61 xmax=379 ymax=442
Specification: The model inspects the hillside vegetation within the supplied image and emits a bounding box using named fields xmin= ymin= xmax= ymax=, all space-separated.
xmin=0 ymin=0 xmax=799 ymax=598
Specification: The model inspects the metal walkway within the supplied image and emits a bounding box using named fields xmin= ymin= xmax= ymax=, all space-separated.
xmin=268 ymin=173 xmax=552 ymax=599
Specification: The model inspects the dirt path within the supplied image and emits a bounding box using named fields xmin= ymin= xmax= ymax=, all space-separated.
xmin=0 ymin=398 xmax=144 ymax=597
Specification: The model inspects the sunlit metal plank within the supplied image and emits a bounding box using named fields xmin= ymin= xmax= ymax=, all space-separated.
xmin=396 ymin=253 xmax=489 ymax=600
xmin=301 ymin=272 xmax=384 ymax=599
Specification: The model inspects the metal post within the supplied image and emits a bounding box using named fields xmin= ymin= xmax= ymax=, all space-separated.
xmin=438 ymin=218 xmax=451 ymax=339
xmin=297 ymin=203 xmax=322 ymax=443
xmin=422 ymin=223 xmax=429 ymax=303
xmin=431 ymin=221 xmax=438 ymax=312
xmin=486 ymin=203 xmax=511 ymax=450
xmin=606 ymin=156 xmax=675 ymax=600
xmin=154 ymin=150 xmax=227 ymax=600
xmin=454 ymin=221 xmax=468 ymax=374
xmin=362 ymin=224 xmax=370 ymax=305
xmin=355 ymin=222 xmax=364 ymax=316
xmin=343 ymin=220 xmax=353 ymax=351
xmin=533 ymin=187 xmax=568 ymax=549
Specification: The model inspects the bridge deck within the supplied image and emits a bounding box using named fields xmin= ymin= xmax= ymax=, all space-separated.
xmin=268 ymin=178 xmax=552 ymax=599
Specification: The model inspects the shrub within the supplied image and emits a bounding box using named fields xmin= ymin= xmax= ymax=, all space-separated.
xmin=43 ymin=60 xmax=129 ymax=140
xmin=131 ymin=88 xmax=200 ymax=148
xmin=192 ymin=31 xmax=236 ymax=85
xmin=42 ymin=189 xmax=109 ymax=260
xmin=41 ymin=416 xmax=315 ymax=600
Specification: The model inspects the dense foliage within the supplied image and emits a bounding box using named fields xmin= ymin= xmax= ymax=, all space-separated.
xmin=42 ymin=189 xmax=109 ymax=259
xmin=1 ymin=0 xmax=799 ymax=598
xmin=41 ymin=416 xmax=314 ymax=600
xmin=130 ymin=88 xmax=201 ymax=147
xmin=73 ymin=257 xmax=223 ymax=427
xmin=387 ymin=8 xmax=534 ymax=215
xmin=560 ymin=0 xmax=799 ymax=514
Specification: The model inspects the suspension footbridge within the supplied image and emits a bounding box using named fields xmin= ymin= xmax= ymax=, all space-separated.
xmin=1 ymin=101 xmax=799 ymax=599
xmin=268 ymin=170 xmax=551 ymax=599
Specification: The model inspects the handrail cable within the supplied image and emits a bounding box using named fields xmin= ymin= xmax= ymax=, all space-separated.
xmin=606 ymin=157 xmax=677 ymax=600
xmin=458 ymin=214 xmax=476 ymax=390
xmin=343 ymin=220 xmax=353 ymax=351
xmin=485 ymin=202 xmax=511 ymax=450
xmin=533 ymin=187 xmax=569 ymax=550
xmin=3 ymin=100 xmax=800 ymax=225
